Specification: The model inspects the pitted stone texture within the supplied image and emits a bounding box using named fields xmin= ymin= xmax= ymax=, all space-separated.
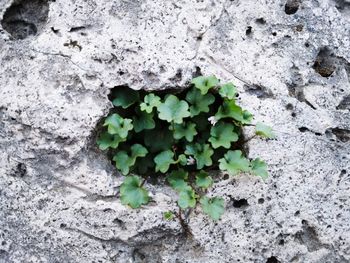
xmin=0 ymin=0 xmax=350 ymax=262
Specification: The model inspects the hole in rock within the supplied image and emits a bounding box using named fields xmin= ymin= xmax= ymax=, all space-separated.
xmin=337 ymin=95 xmax=350 ymax=110
xmin=326 ymin=128 xmax=350 ymax=142
xmin=266 ymin=256 xmax=280 ymax=263
xmin=232 ymin=198 xmax=249 ymax=208
xmin=285 ymin=0 xmax=300 ymax=15
xmin=255 ymin=18 xmax=266 ymax=24
xmin=313 ymin=47 xmax=337 ymax=77
xmin=244 ymin=84 xmax=274 ymax=99
xmin=246 ymin=26 xmax=252 ymax=36
xmin=258 ymin=198 xmax=265 ymax=204
xmin=1 ymin=0 xmax=50 ymax=40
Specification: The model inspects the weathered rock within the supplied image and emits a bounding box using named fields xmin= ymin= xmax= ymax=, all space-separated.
xmin=0 ymin=0 xmax=349 ymax=262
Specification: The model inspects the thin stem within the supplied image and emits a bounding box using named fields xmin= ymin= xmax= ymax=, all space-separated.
xmin=243 ymin=134 xmax=257 ymax=143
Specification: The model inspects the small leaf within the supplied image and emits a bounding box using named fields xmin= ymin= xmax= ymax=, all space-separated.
xmin=154 ymin=150 xmax=176 ymax=173
xmin=185 ymin=143 xmax=214 ymax=169
xmin=97 ymin=132 xmax=124 ymax=150
xmin=177 ymin=154 xmax=187 ymax=166
xmin=255 ymin=122 xmax=275 ymax=139
xmin=172 ymin=122 xmax=197 ymax=142
xmin=164 ymin=211 xmax=174 ymax=220
xmin=140 ymin=93 xmax=161 ymax=113
xmin=191 ymin=76 xmax=219 ymax=95
xmin=186 ymin=87 xmax=215 ymax=116
xmin=209 ymin=122 xmax=239 ymax=149
xmin=167 ymin=169 xmax=189 ymax=192
xmin=219 ymin=150 xmax=250 ymax=175
xmin=113 ymin=144 xmax=148 ymax=175
xmin=200 ymin=196 xmax=225 ymax=221
xmin=215 ymin=100 xmax=253 ymax=125
xmin=157 ymin=95 xmax=190 ymax=124
xmin=178 ymin=187 xmax=196 ymax=209
xmin=219 ymin=83 xmax=237 ymax=100
xmin=112 ymin=86 xmax=139 ymax=109
xmin=195 ymin=171 xmax=213 ymax=189
xmin=251 ymin=158 xmax=269 ymax=179
xmin=104 ymin=113 xmax=133 ymax=138
xmin=133 ymin=110 xmax=155 ymax=133
xmin=120 ymin=176 xmax=149 ymax=208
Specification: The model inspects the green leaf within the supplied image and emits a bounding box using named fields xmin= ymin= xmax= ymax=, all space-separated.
xmin=209 ymin=122 xmax=239 ymax=149
xmin=140 ymin=93 xmax=161 ymax=113
xmin=215 ymin=100 xmax=253 ymax=125
xmin=112 ymin=86 xmax=139 ymax=109
xmin=219 ymin=150 xmax=250 ymax=175
xmin=191 ymin=76 xmax=219 ymax=95
xmin=171 ymin=122 xmax=197 ymax=142
xmin=113 ymin=144 xmax=148 ymax=175
xmin=104 ymin=113 xmax=133 ymax=138
xmin=144 ymin=128 xmax=174 ymax=152
xmin=250 ymin=158 xmax=269 ymax=179
xmin=133 ymin=110 xmax=155 ymax=133
xmin=157 ymin=95 xmax=190 ymax=124
xmin=185 ymin=88 xmax=215 ymax=116
xmin=178 ymin=187 xmax=196 ymax=209
xmin=167 ymin=169 xmax=189 ymax=192
xmin=177 ymin=154 xmax=187 ymax=166
xmin=120 ymin=176 xmax=149 ymax=208
xmin=219 ymin=83 xmax=237 ymax=100
xmin=97 ymin=132 xmax=124 ymax=150
xmin=255 ymin=122 xmax=275 ymax=139
xmin=185 ymin=143 xmax=214 ymax=169
xmin=195 ymin=171 xmax=213 ymax=189
xmin=154 ymin=150 xmax=176 ymax=173
xmin=164 ymin=211 xmax=174 ymax=220
xmin=200 ymin=196 xmax=225 ymax=221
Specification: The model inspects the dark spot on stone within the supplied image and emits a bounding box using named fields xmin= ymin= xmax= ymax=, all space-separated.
xmin=279 ymin=239 xmax=285 ymax=245
xmin=258 ymin=198 xmax=265 ymax=204
xmin=255 ymin=18 xmax=266 ymax=24
xmin=223 ymin=174 xmax=229 ymax=180
xmin=313 ymin=47 xmax=337 ymax=77
xmin=12 ymin=163 xmax=27 ymax=177
xmin=326 ymin=127 xmax=350 ymax=142
xmin=244 ymin=84 xmax=274 ymax=99
xmin=272 ymin=32 xmax=277 ymax=36
xmin=305 ymin=42 xmax=310 ymax=48
xmin=295 ymin=24 xmax=303 ymax=32
xmin=246 ymin=26 xmax=252 ymax=36
xmin=266 ymin=256 xmax=280 ymax=263
xmin=337 ymin=95 xmax=350 ymax=110
xmin=295 ymin=210 xmax=300 ymax=216
xmin=193 ymin=66 xmax=202 ymax=78
xmin=232 ymin=198 xmax=249 ymax=208
xmin=285 ymin=0 xmax=300 ymax=15
xmin=60 ymin=223 xmax=67 ymax=228
xmin=341 ymin=169 xmax=346 ymax=175
xmin=285 ymin=103 xmax=294 ymax=110
xmin=69 ymin=26 xmax=86 ymax=32
xmin=291 ymin=112 xmax=296 ymax=117
xmin=1 ymin=0 xmax=50 ymax=40
xmin=295 ymin=220 xmax=323 ymax=252
xmin=298 ymin=127 xmax=309 ymax=132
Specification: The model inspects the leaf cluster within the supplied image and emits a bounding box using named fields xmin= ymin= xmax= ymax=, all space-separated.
xmin=97 ymin=76 xmax=274 ymax=220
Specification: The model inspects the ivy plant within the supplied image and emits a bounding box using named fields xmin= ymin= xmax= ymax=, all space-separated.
xmin=97 ymin=76 xmax=274 ymax=222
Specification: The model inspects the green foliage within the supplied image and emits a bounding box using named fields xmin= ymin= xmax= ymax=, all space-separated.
xmin=97 ymin=75 xmax=273 ymax=221
xmin=120 ymin=176 xmax=149 ymax=208
xmin=255 ymin=122 xmax=275 ymax=139
xmin=200 ymin=196 xmax=225 ymax=221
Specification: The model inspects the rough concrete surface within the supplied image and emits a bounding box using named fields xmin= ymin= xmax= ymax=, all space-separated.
xmin=0 ymin=0 xmax=350 ymax=262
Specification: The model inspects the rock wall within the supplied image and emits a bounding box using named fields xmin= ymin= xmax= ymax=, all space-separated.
xmin=0 ymin=0 xmax=349 ymax=262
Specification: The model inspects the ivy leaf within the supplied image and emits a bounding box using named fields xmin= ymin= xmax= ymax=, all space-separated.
xmin=177 ymin=154 xmax=187 ymax=166
xmin=133 ymin=110 xmax=155 ymax=133
xmin=154 ymin=150 xmax=176 ymax=173
xmin=185 ymin=88 xmax=215 ymax=116
xmin=144 ymin=128 xmax=174 ymax=152
xmin=157 ymin=95 xmax=190 ymax=124
xmin=97 ymin=132 xmax=124 ymax=150
xmin=219 ymin=83 xmax=237 ymax=100
xmin=167 ymin=169 xmax=189 ymax=192
xmin=251 ymin=158 xmax=269 ymax=179
xmin=113 ymin=144 xmax=148 ymax=175
xmin=140 ymin=93 xmax=161 ymax=113
xmin=191 ymin=75 xmax=219 ymax=95
xmin=112 ymin=86 xmax=139 ymax=109
xmin=219 ymin=150 xmax=250 ymax=175
xmin=255 ymin=122 xmax=275 ymax=139
xmin=178 ymin=187 xmax=196 ymax=209
xmin=195 ymin=171 xmax=213 ymax=189
xmin=104 ymin=113 xmax=133 ymax=138
xmin=200 ymin=196 xmax=225 ymax=221
xmin=164 ymin=211 xmax=174 ymax=220
xmin=209 ymin=122 xmax=239 ymax=149
xmin=185 ymin=143 xmax=214 ymax=169
xmin=120 ymin=176 xmax=149 ymax=208
xmin=215 ymin=100 xmax=253 ymax=125
xmin=171 ymin=122 xmax=197 ymax=142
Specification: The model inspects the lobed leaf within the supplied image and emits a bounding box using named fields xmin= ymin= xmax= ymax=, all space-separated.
xmin=112 ymin=86 xmax=140 ymax=109
xmin=219 ymin=83 xmax=237 ymax=100
xmin=209 ymin=122 xmax=239 ymax=149
xmin=157 ymin=95 xmax=190 ymax=124
xmin=154 ymin=150 xmax=176 ymax=173
xmin=191 ymin=76 xmax=219 ymax=95
xmin=104 ymin=113 xmax=133 ymax=138
xmin=250 ymin=158 xmax=269 ymax=179
xmin=171 ymin=122 xmax=197 ymax=142
xmin=219 ymin=150 xmax=250 ymax=175
xmin=186 ymin=87 xmax=215 ymax=116
xmin=120 ymin=176 xmax=149 ymax=208
xmin=140 ymin=93 xmax=161 ymax=113
xmin=255 ymin=122 xmax=275 ymax=139
xmin=200 ymin=196 xmax=225 ymax=220
xmin=195 ymin=171 xmax=213 ymax=189
xmin=185 ymin=143 xmax=214 ymax=169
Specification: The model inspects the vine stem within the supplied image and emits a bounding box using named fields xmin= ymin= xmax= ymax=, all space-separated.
xmin=140 ymin=178 xmax=147 ymax=187
xmin=243 ymin=134 xmax=257 ymax=143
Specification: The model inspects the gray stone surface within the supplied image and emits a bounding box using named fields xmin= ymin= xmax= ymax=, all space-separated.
xmin=0 ymin=0 xmax=350 ymax=262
